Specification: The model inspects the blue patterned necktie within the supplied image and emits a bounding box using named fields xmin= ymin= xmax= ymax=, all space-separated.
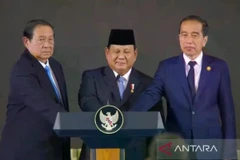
xmin=45 ymin=66 xmax=62 ymax=101
xmin=117 ymin=76 xmax=125 ymax=99
xmin=187 ymin=61 xmax=197 ymax=101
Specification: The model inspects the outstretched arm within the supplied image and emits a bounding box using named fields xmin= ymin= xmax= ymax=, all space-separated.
xmin=130 ymin=61 xmax=165 ymax=111
xmin=10 ymin=65 xmax=66 ymax=126
xmin=78 ymin=71 xmax=103 ymax=111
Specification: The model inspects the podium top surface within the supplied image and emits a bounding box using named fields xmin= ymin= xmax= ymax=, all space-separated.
xmin=53 ymin=111 xmax=165 ymax=148
xmin=53 ymin=112 xmax=164 ymax=136
xmin=54 ymin=111 xmax=164 ymax=130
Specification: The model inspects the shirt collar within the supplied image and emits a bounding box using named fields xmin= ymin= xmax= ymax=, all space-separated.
xmin=38 ymin=59 xmax=50 ymax=68
xmin=113 ymin=68 xmax=132 ymax=81
xmin=183 ymin=51 xmax=203 ymax=66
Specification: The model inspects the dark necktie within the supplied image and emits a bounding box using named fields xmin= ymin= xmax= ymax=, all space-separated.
xmin=187 ymin=61 xmax=197 ymax=101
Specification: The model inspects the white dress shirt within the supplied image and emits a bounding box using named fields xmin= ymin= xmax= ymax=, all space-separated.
xmin=112 ymin=68 xmax=132 ymax=88
xmin=183 ymin=52 xmax=203 ymax=91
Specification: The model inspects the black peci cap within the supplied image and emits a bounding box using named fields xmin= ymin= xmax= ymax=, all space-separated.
xmin=107 ymin=29 xmax=135 ymax=46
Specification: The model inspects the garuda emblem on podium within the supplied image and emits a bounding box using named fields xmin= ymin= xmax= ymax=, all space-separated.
xmin=94 ymin=105 xmax=124 ymax=134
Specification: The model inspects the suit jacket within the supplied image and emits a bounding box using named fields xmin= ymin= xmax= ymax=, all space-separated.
xmin=130 ymin=54 xmax=237 ymax=159
xmin=0 ymin=50 xmax=70 ymax=160
xmin=78 ymin=66 xmax=163 ymax=160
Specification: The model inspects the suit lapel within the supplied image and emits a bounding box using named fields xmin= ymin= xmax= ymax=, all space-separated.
xmin=49 ymin=59 xmax=66 ymax=105
xmin=194 ymin=55 xmax=211 ymax=103
xmin=121 ymin=68 xmax=140 ymax=105
xmin=103 ymin=66 xmax=121 ymax=105
xmin=23 ymin=50 xmax=59 ymax=102
xmin=175 ymin=55 xmax=192 ymax=105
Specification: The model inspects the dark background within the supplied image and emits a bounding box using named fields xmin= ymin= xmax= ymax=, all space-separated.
xmin=0 ymin=0 xmax=240 ymax=148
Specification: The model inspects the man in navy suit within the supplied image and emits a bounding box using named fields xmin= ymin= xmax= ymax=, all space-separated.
xmin=0 ymin=19 xmax=70 ymax=160
xmin=78 ymin=29 xmax=163 ymax=160
xmin=130 ymin=15 xmax=237 ymax=159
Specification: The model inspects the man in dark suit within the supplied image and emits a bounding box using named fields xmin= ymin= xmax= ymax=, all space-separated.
xmin=78 ymin=29 xmax=163 ymax=160
xmin=0 ymin=19 xmax=70 ymax=160
xmin=130 ymin=15 xmax=237 ymax=160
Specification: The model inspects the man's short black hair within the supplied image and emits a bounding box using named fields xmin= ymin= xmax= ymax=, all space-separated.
xmin=23 ymin=19 xmax=54 ymax=40
xmin=179 ymin=15 xmax=209 ymax=37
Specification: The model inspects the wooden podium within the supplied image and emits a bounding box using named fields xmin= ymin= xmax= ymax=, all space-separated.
xmin=53 ymin=112 xmax=164 ymax=160
xmin=91 ymin=149 xmax=123 ymax=160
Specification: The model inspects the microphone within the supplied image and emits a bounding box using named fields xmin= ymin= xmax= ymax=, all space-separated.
xmin=106 ymin=87 xmax=114 ymax=105
xmin=105 ymin=75 xmax=120 ymax=105
xmin=106 ymin=74 xmax=121 ymax=105
xmin=106 ymin=99 xmax=110 ymax=105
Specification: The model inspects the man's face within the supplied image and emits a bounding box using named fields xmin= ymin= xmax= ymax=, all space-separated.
xmin=179 ymin=20 xmax=208 ymax=59
xmin=23 ymin=25 xmax=54 ymax=62
xmin=105 ymin=45 xmax=137 ymax=75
